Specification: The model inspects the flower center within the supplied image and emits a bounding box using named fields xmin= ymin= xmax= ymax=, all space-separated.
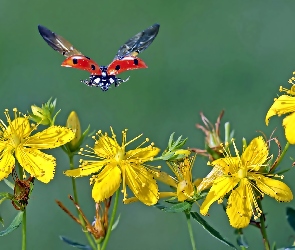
xmin=115 ymin=148 xmax=125 ymax=162
xmin=237 ymin=167 xmax=247 ymax=179
xmin=10 ymin=133 xmax=22 ymax=148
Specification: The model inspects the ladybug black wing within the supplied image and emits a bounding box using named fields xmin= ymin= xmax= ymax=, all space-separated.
xmin=38 ymin=25 xmax=82 ymax=57
xmin=115 ymin=23 xmax=160 ymax=60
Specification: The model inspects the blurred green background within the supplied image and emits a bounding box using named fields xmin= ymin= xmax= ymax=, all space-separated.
xmin=1 ymin=0 xmax=295 ymax=249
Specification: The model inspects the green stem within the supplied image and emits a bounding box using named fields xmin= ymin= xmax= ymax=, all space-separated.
xmin=22 ymin=209 xmax=27 ymax=250
xmin=18 ymin=166 xmax=26 ymax=250
xmin=237 ymin=229 xmax=247 ymax=250
xmin=101 ymin=189 xmax=120 ymax=250
xmin=271 ymin=142 xmax=289 ymax=172
xmin=69 ymin=155 xmax=96 ymax=250
xmin=257 ymin=199 xmax=270 ymax=250
xmin=185 ymin=213 xmax=197 ymax=250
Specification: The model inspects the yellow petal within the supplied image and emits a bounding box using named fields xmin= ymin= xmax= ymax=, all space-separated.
xmin=226 ymin=179 xmax=253 ymax=228
xmin=0 ymin=141 xmax=9 ymax=152
xmin=177 ymin=180 xmax=194 ymax=201
xmin=241 ymin=137 xmax=268 ymax=170
xmin=64 ymin=160 xmax=108 ymax=177
xmin=252 ymin=174 xmax=293 ymax=202
xmin=200 ymin=176 xmax=239 ymax=215
xmin=94 ymin=135 xmax=119 ymax=158
xmin=265 ymin=95 xmax=295 ymax=125
xmin=197 ymin=166 xmax=224 ymax=192
xmin=92 ymin=166 xmax=121 ymax=202
xmin=0 ymin=147 xmax=15 ymax=181
xmin=4 ymin=118 xmax=31 ymax=139
xmin=25 ymin=126 xmax=75 ymax=149
xmin=125 ymin=146 xmax=160 ymax=161
xmin=283 ymin=112 xmax=295 ymax=144
xmin=211 ymin=157 xmax=240 ymax=174
xmin=15 ymin=147 xmax=55 ymax=183
xmin=150 ymin=169 xmax=177 ymax=188
xmin=125 ymin=163 xmax=159 ymax=206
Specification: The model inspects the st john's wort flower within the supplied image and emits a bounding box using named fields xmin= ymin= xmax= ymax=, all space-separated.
xmin=266 ymin=76 xmax=295 ymax=144
xmin=0 ymin=108 xmax=75 ymax=183
xmin=64 ymin=127 xmax=160 ymax=206
xmin=198 ymin=136 xmax=293 ymax=228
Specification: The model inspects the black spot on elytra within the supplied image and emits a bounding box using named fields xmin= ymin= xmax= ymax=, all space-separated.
xmin=91 ymin=65 xmax=96 ymax=70
xmin=134 ymin=59 xmax=138 ymax=65
xmin=73 ymin=58 xmax=78 ymax=64
xmin=115 ymin=65 xmax=120 ymax=70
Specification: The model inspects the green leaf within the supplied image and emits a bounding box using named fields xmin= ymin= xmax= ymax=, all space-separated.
xmin=168 ymin=132 xmax=175 ymax=148
xmin=0 ymin=215 xmax=4 ymax=227
xmin=59 ymin=236 xmax=91 ymax=249
xmin=3 ymin=179 xmax=14 ymax=190
xmin=274 ymin=168 xmax=293 ymax=175
xmin=0 ymin=211 xmax=23 ymax=236
xmin=111 ymin=214 xmax=121 ymax=231
xmin=157 ymin=202 xmax=191 ymax=213
xmin=272 ymin=242 xmax=277 ymax=250
xmin=154 ymin=203 xmax=168 ymax=210
xmin=190 ymin=212 xmax=237 ymax=249
xmin=286 ymin=207 xmax=295 ymax=231
xmin=237 ymin=234 xmax=248 ymax=248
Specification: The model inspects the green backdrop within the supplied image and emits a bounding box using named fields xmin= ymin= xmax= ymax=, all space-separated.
xmin=1 ymin=0 xmax=295 ymax=249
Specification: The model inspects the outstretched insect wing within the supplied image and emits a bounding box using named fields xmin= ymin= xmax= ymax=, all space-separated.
xmin=107 ymin=56 xmax=147 ymax=75
xmin=61 ymin=55 xmax=102 ymax=75
xmin=38 ymin=25 xmax=82 ymax=57
xmin=115 ymin=24 xmax=160 ymax=59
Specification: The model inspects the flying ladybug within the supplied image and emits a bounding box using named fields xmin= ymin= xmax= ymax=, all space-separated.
xmin=38 ymin=24 xmax=160 ymax=91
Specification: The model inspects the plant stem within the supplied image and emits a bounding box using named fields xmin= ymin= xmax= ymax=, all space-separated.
xmin=101 ymin=189 xmax=120 ymax=250
xmin=185 ymin=213 xmax=197 ymax=250
xmin=69 ymin=155 xmax=96 ymax=250
xmin=22 ymin=209 xmax=27 ymax=250
xmin=271 ymin=142 xmax=289 ymax=172
xmin=237 ymin=229 xmax=247 ymax=250
xmin=18 ymin=166 xmax=26 ymax=250
xmin=257 ymin=199 xmax=270 ymax=250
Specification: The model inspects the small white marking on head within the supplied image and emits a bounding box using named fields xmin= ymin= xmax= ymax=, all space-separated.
xmin=102 ymin=72 xmax=106 ymax=77
xmin=109 ymin=79 xmax=114 ymax=83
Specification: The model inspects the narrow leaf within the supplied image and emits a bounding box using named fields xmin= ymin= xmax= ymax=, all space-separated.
xmin=3 ymin=179 xmax=14 ymax=190
xmin=168 ymin=133 xmax=175 ymax=148
xmin=111 ymin=214 xmax=121 ymax=231
xmin=237 ymin=234 xmax=249 ymax=248
xmin=0 ymin=211 xmax=23 ymax=236
xmin=191 ymin=212 xmax=236 ymax=249
xmin=0 ymin=216 xmax=4 ymax=227
xmin=59 ymin=236 xmax=91 ymax=249
xmin=286 ymin=207 xmax=295 ymax=231
xmin=154 ymin=203 xmax=168 ymax=210
xmin=155 ymin=202 xmax=191 ymax=213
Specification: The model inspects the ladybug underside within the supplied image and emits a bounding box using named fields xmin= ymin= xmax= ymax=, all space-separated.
xmin=81 ymin=66 xmax=129 ymax=91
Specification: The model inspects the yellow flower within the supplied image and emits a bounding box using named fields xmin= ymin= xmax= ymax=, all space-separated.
xmin=159 ymin=156 xmax=197 ymax=201
xmin=198 ymin=137 xmax=293 ymax=228
xmin=265 ymin=81 xmax=295 ymax=144
xmin=0 ymin=109 xmax=75 ymax=183
xmin=64 ymin=128 xmax=160 ymax=206
xmin=125 ymin=156 xmax=201 ymax=204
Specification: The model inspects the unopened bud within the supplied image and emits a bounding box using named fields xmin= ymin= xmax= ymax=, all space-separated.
xmin=66 ymin=111 xmax=81 ymax=151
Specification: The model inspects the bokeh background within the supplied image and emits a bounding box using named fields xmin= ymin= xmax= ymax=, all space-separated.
xmin=1 ymin=0 xmax=295 ymax=249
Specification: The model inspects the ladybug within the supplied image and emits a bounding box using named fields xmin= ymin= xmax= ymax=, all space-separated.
xmin=38 ymin=24 xmax=160 ymax=91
